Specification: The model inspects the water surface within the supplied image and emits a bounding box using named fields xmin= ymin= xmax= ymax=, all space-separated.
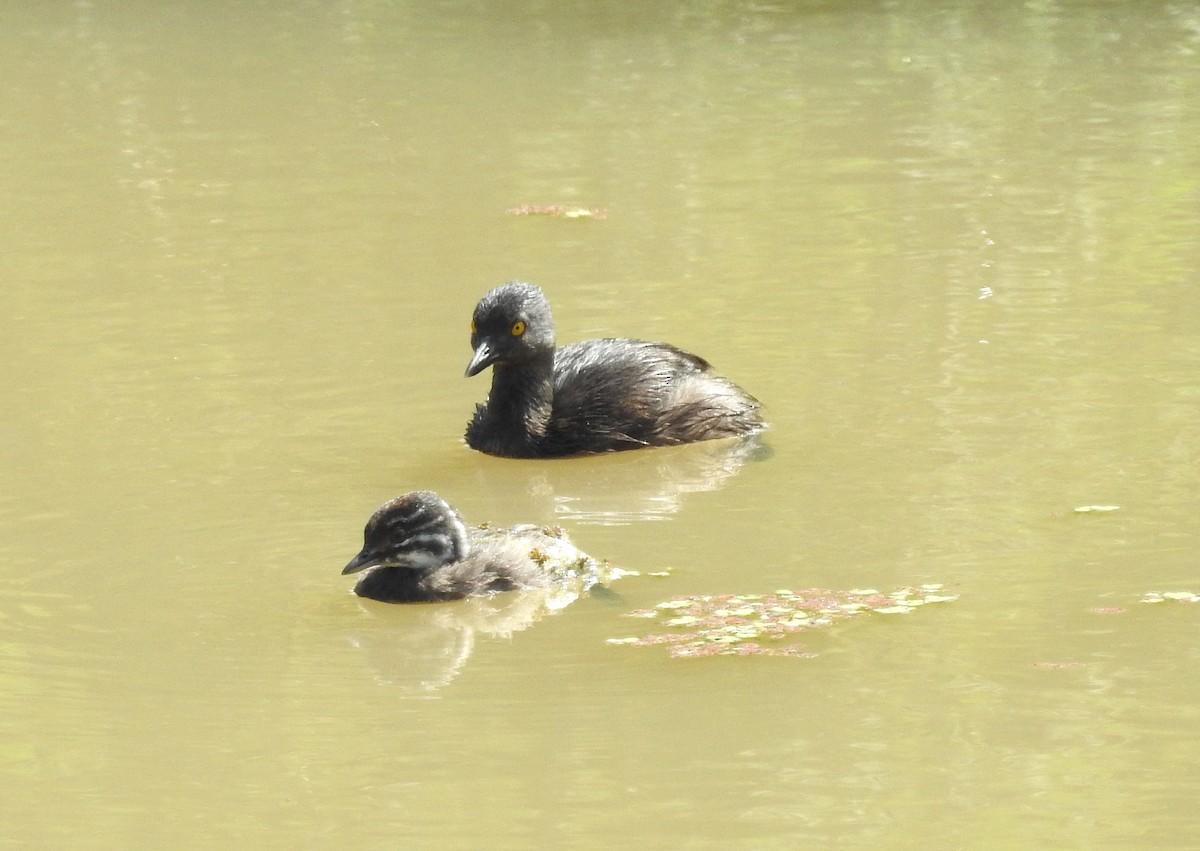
xmin=3 ymin=1 xmax=1199 ymax=847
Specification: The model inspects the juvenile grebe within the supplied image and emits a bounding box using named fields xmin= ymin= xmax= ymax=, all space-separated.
xmin=342 ymin=491 xmax=608 ymax=603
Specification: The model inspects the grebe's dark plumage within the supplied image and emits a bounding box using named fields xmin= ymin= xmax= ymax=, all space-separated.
xmin=464 ymin=282 xmax=764 ymax=458
xmin=342 ymin=491 xmax=606 ymax=603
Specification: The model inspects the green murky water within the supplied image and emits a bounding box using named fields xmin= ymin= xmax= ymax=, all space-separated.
xmin=3 ymin=2 xmax=1199 ymax=847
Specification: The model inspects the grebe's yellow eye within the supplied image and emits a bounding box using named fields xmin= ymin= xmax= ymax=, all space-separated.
xmin=511 ymin=320 xmax=526 ymax=337
xmin=470 ymin=319 xmax=476 ymax=334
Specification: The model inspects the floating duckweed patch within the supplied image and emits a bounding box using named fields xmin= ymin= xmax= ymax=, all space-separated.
xmin=504 ymin=204 xmax=608 ymax=219
xmin=607 ymin=585 xmax=957 ymax=658
xmin=1139 ymin=591 xmax=1200 ymax=604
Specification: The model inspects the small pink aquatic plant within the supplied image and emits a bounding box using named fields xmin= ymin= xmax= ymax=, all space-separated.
xmin=607 ymin=585 xmax=957 ymax=659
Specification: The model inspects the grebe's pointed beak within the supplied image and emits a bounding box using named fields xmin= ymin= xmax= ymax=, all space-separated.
xmin=465 ymin=339 xmax=496 ymax=377
xmin=342 ymin=548 xmax=380 ymax=575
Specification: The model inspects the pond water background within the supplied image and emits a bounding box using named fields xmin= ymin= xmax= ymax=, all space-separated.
xmin=3 ymin=1 xmax=1199 ymax=847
